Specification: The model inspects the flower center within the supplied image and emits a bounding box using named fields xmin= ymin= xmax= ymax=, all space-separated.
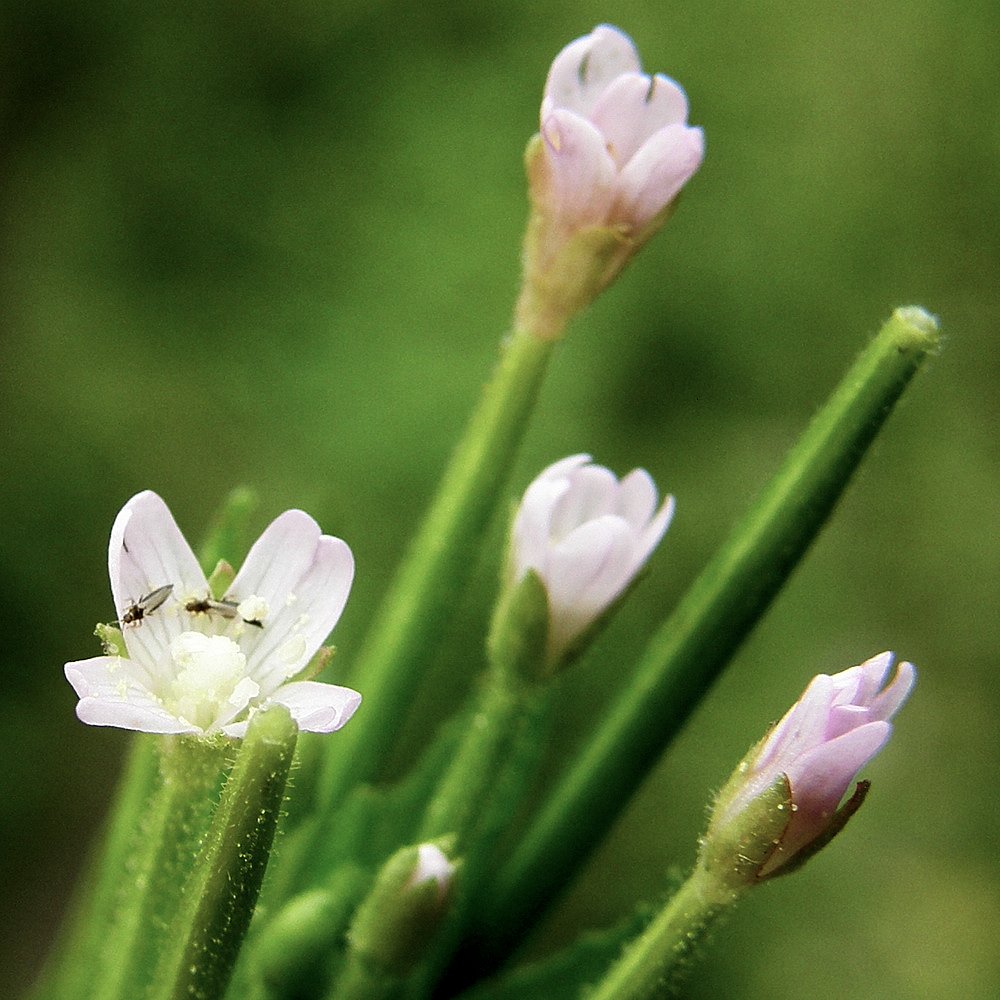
xmin=167 ymin=631 xmax=259 ymax=731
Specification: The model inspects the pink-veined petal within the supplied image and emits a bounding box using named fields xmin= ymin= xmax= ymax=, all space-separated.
xmin=229 ymin=512 xmax=355 ymax=694
xmin=65 ymin=656 xmax=195 ymax=734
xmin=612 ymin=123 xmax=705 ymax=229
xmin=589 ymin=72 xmax=691 ymax=166
xmin=109 ymin=492 xmax=209 ymax=676
xmin=540 ymin=110 xmax=617 ymax=229
xmin=542 ymin=24 xmax=641 ymax=120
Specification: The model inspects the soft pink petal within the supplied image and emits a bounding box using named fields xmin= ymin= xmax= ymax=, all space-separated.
xmin=511 ymin=477 xmax=567 ymax=579
xmin=267 ymin=681 xmax=362 ymax=734
xmin=540 ymin=110 xmax=617 ymax=229
xmin=616 ymin=468 xmax=659 ymax=529
xmin=869 ymin=658 xmax=916 ymax=721
xmin=543 ymin=25 xmax=640 ymax=120
xmin=612 ymin=124 xmax=704 ymax=229
xmin=109 ymin=491 xmax=208 ymax=675
xmin=549 ymin=465 xmax=619 ymax=538
xmin=589 ymin=73 xmax=691 ymax=166
xmin=229 ymin=512 xmax=355 ymax=693
xmin=546 ymin=515 xmax=636 ymax=654
xmin=852 ymin=650 xmax=895 ymax=702
xmin=755 ymin=674 xmax=836 ymax=772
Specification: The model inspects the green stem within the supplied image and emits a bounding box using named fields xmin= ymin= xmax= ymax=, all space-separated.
xmin=585 ymin=866 xmax=736 ymax=1000
xmin=28 ymin=736 xmax=160 ymax=1000
xmin=317 ymin=330 xmax=553 ymax=811
xmin=94 ymin=739 xmax=230 ymax=1000
xmin=153 ymin=707 xmax=298 ymax=1000
xmin=418 ymin=672 xmax=528 ymax=845
xmin=480 ymin=306 xmax=940 ymax=954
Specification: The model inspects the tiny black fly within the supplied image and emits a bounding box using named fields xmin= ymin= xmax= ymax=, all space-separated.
xmin=184 ymin=596 xmax=263 ymax=628
xmin=118 ymin=584 xmax=173 ymax=627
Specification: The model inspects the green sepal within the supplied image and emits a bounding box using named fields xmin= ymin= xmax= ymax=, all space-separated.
xmin=343 ymin=841 xmax=457 ymax=980
xmin=95 ymin=621 xmax=126 ymax=657
xmin=455 ymin=903 xmax=655 ymax=1000
xmin=151 ymin=706 xmax=298 ymax=1000
xmin=517 ymin=134 xmax=637 ymax=340
xmin=487 ymin=569 xmax=549 ymax=682
xmin=698 ymin=774 xmax=792 ymax=892
xmin=765 ymin=779 xmax=871 ymax=880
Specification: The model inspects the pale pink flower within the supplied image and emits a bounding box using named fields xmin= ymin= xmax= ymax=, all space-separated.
xmin=510 ymin=454 xmax=674 ymax=662
xmin=719 ymin=651 xmax=916 ymax=877
xmin=537 ymin=24 xmax=704 ymax=234
xmin=65 ymin=491 xmax=361 ymax=737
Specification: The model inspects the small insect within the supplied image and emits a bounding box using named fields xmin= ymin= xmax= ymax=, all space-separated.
xmin=118 ymin=584 xmax=174 ymax=627
xmin=184 ymin=596 xmax=264 ymax=628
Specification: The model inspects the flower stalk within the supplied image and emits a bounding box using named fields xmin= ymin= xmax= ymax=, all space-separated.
xmin=317 ymin=330 xmax=554 ymax=810
xmin=151 ymin=706 xmax=299 ymax=1000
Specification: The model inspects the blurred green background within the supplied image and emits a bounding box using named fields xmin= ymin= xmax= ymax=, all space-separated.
xmin=1 ymin=0 xmax=997 ymax=997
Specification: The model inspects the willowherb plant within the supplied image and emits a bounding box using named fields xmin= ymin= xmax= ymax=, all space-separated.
xmin=33 ymin=23 xmax=938 ymax=1000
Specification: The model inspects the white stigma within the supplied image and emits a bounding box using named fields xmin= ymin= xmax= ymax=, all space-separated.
xmin=168 ymin=631 xmax=258 ymax=731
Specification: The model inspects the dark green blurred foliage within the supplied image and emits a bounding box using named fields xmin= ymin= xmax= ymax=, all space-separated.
xmin=1 ymin=1 xmax=997 ymax=997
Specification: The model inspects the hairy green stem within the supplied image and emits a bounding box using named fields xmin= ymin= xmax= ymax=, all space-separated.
xmin=152 ymin=708 xmax=298 ymax=1000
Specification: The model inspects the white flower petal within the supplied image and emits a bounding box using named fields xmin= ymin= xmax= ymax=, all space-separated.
xmin=548 ymin=464 xmax=619 ymax=538
xmin=589 ymin=72 xmax=691 ymax=166
xmin=612 ymin=123 xmax=705 ymax=229
xmin=617 ymin=468 xmax=659 ymax=528
xmin=109 ymin=491 xmax=208 ymax=676
xmin=543 ymin=24 xmax=641 ymax=120
xmin=546 ymin=515 xmax=636 ymax=656
xmin=540 ymin=110 xmax=617 ymax=230
xmin=229 ymin=512 xmax=354 ymax=693
xmin=65 ymin=656 xmax=196 ymax=734
xmin=266 ymin=681 xmax=362 ymax=734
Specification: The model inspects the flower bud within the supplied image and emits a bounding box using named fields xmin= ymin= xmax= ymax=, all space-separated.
xmin=517 ymin=25 xmax=704 ymax=337
xmin=345 ymin=842 xmax=457 ymax=976
xmin=704 ymin=652 xmax=915 ymax=882
xmin=497 ymin=454 xmax=674 ymax=673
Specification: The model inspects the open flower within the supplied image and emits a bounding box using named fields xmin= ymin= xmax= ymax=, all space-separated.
xmin=65 ymin=491 xmax=361 ymax=737
xmin=509 ymin=454 xmax=674 ymax=664
xmin=518 ymin=25 xmax=704 ymax=337
xmin=709 ymin=651 xmax=916 ymax=879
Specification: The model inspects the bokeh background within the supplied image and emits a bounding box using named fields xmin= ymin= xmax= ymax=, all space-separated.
xmin=2 ymin=1 xmax=997 ymax=997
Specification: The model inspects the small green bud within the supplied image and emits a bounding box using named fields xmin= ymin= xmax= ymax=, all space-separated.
xmin=346 ymin=842 xmax=457 ymax=977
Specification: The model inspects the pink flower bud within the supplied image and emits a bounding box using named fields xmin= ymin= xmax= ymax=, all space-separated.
xmin=712 ymin=652 xmax=915 ymax=878
xmin=509 ymin=454 xmax=674 ymax=664
xmin=517 ymin=26 xmax=704 ymax=338
xmin=536 ymin=24 xmax=704 ymax=234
